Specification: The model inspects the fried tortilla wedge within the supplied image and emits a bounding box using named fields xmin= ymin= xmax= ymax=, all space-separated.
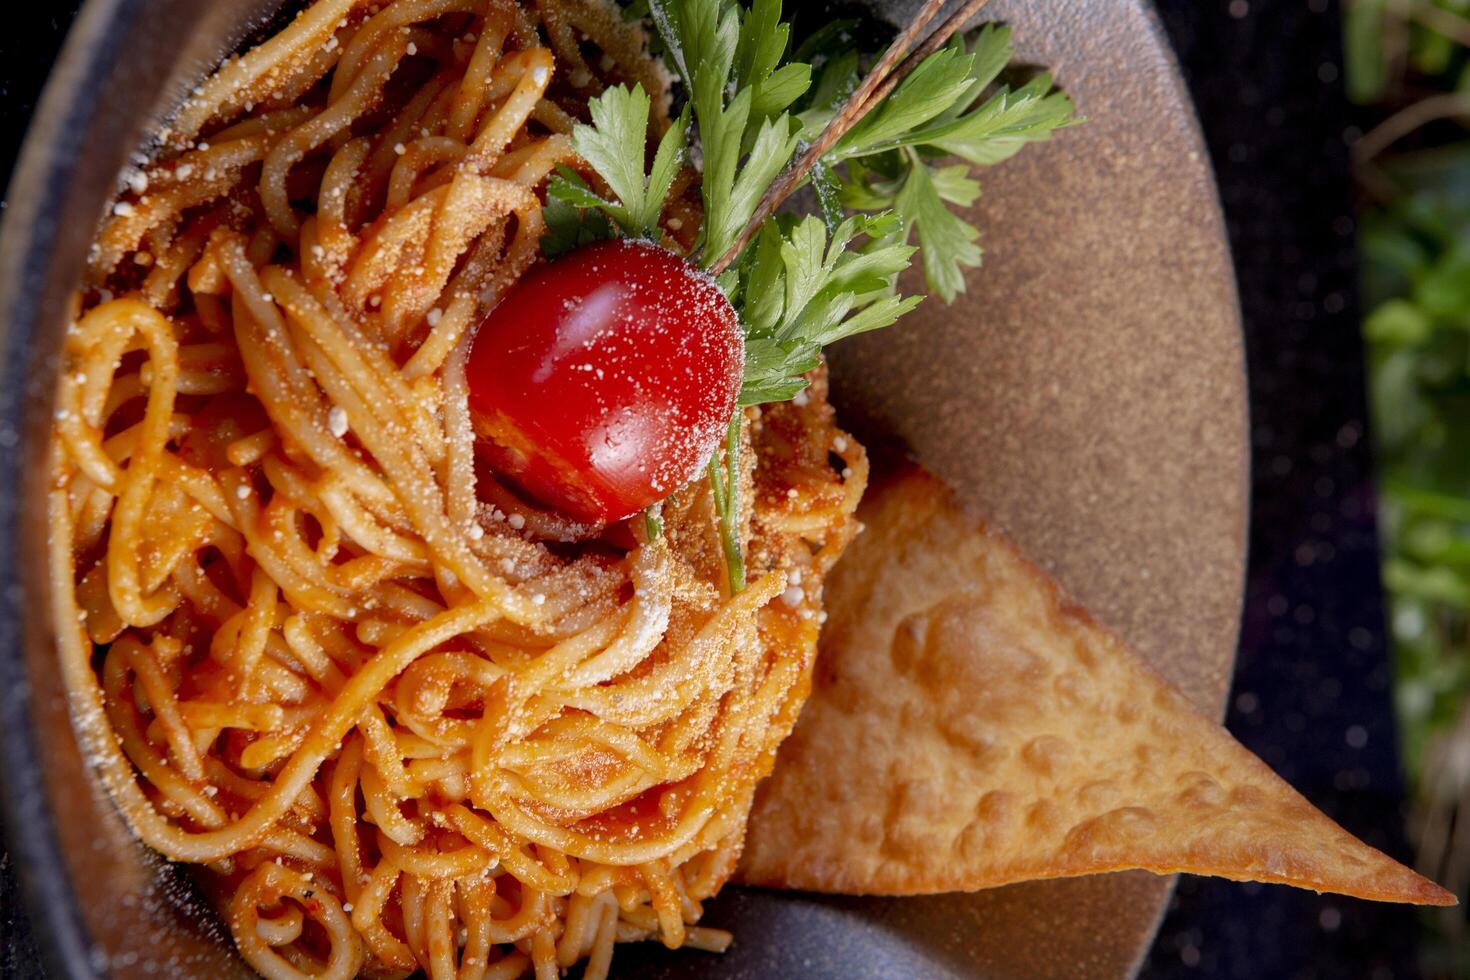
xmin=739 ymin=463 xmax=1453 ymax=906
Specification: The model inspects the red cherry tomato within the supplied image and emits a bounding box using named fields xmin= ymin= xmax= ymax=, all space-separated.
xmin=465 ymin=239 xmax=743 ymax=524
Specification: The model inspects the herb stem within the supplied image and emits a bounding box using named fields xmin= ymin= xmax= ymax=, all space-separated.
xmin=643 ymin=504 xmax=664 ymax=542
xmin=863 ymin=0 xmax=995 ymax=118
xmin=709 ymin=411 xmax=747 ymax=594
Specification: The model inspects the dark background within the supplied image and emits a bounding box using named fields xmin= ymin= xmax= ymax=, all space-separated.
xmin=1142 ymin=0 xmax=1427 ymax=978
xmin=0 ymin=1 xmax=1428 ymax=977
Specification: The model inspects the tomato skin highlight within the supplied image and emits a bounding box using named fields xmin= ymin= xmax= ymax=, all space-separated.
xmin=466 ymin=239 xmax=744 ymax=524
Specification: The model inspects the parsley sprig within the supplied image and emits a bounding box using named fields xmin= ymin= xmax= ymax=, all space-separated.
xmin=539 ymin=0 xmax=1078 ymax=591
xmin=543 ymin=87 xmax=688 ymax=253
xmin=818 ymin=25 xmax=1077 ymax=300
xmin=670 ymin=0 xmax=810 ymax=265
xmin=733 ymin=212 xmax=920 ymax=406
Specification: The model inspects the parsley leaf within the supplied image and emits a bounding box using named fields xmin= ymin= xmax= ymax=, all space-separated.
xmin=798 ymin=45 xmax=860 ymax=135
xmin=656 ymin=0 xmax=809 ymax=266
xmin=646 ymin=0 xmax=692 ymax=85
xmin=918 ymin=71 xmax=1078 ymax=166
xmin=831 ymin=45 xmax=981 ymax=159
xmin=895 ymin=157 xmax=981 ymax=302
xmin=930 ymin=163 xmax=982 ymax=206
xmin=540 ymin=186 xmax=615 ymax=258
xmin=818 ymin=25 xmax=1078 ymax=301
xmin=548 ymin=86 xmax=689 ymax=242
xmin=734 ymin=213 xmax=919 ymax=405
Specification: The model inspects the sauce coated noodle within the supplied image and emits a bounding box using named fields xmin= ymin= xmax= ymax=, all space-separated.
xmin=49 ymin=0 xmax=865 ymax=976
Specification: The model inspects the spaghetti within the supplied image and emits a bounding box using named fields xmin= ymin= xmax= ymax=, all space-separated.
xmin=47 ymin=0 xmax=865 ymax=977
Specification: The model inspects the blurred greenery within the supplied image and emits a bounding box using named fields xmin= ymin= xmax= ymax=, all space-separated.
xmin=1346 ymin=0 xmax=1470 ymax=105
xmin=1362 ymin=170 xmax=1470 ymax=774
xmin=1347 ymin=0 xmax=1470 ymax=964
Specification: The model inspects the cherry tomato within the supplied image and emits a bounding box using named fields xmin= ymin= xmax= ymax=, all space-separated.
xmin=466 ymin=239 xmax=743 ymax=524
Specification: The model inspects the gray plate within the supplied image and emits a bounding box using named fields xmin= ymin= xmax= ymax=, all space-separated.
xmin=0 ymin=0 xmax=1246 ymax=977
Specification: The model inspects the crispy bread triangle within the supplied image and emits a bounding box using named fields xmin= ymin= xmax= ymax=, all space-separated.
xmin=738 ymin=464 xmax=1452 ymax=906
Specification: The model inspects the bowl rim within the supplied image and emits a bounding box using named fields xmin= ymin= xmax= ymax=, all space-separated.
xmin=0 ymin=0 xmax=161 ymax=974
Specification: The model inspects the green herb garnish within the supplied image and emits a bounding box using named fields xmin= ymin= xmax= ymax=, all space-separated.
xmin=542 ymin=88 xmax=689 ymax=252
xmin=540 ymin=0 xmax=1078 ymax=590
xmin=733 ymin=211 xmax=920 ymax=406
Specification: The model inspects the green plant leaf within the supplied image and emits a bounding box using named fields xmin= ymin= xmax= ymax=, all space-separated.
xmin=569 ymin=86 xmax=689 ymax=238
xmin=896 ymin=159 xmax=982 ymax=302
